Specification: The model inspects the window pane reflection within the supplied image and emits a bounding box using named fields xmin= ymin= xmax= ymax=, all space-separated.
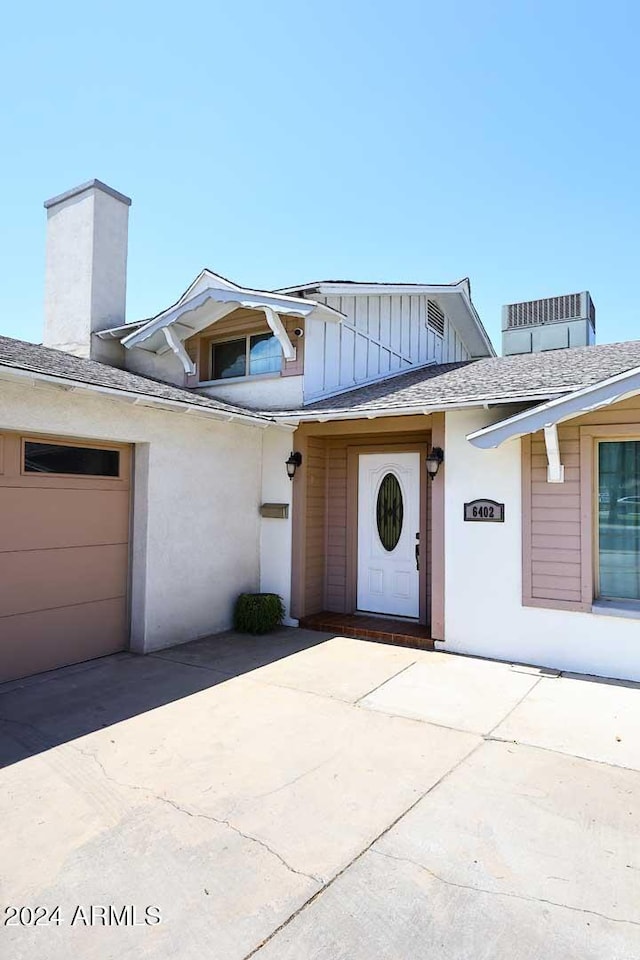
xmin=598 ymin=440 xmax=640 ymax=601
xmin=249 ymin=333 xmax=281 ymax=375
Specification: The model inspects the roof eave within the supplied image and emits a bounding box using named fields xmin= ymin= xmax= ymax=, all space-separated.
xmin=120 ymin=288 xmax=345 ymax=352
xmin=271 ymin=393 xmax=558 ymax=424
xmin=276 ymin=280 xmax=496 ymax=358
xmin=0 ymin=362 xmax=272 ymax=428
xmin=467 ymin=365 xmax=640 ymax=449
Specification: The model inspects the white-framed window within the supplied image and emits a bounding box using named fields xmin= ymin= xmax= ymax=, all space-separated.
xmin=597 ymin=439 xmax=640 ymax=601
xmin=211 ymin=333 xmax=282 ymax=380
xmin=426 ymin=300 xmax=445 ymax=337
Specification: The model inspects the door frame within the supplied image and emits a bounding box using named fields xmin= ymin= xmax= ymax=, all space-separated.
xmin=346 ymin=441 xmax=429 ymax=625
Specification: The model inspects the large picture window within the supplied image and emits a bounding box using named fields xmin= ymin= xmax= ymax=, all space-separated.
xmin=597 ymin=440 xmax=640 ymax=601
xmin=211 ymin=333 xmax=282 ymax=380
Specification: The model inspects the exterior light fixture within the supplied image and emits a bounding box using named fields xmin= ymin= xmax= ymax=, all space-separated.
xmin=285 ymin=451 xmax=302 ymax=480
xmin=426 ymin=447 xmax=444 ymax=480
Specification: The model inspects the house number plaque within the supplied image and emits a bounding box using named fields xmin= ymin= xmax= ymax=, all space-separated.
xmin=464 ymin=499 xmax=505 ymax=522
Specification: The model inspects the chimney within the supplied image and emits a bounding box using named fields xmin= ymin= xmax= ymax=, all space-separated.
xmin=43 ymin=180 xmax=131 ymax=360
xmin=502 ymin=292 xmax=596 ymax=356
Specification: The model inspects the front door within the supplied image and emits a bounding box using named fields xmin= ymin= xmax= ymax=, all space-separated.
xmin=357 ymin=452 xmax=420 ymax=618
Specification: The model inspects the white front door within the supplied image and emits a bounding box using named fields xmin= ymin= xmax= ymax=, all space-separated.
xmin=357 ymin=452 xmax=421 ymax=618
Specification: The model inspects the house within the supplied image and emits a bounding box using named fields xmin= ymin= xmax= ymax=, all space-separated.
xmin=1 ymin=178 xmax=639 ymax=685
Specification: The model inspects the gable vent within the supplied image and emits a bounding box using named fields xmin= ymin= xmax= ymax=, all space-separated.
xmin=427 ymin=299 xmax=445 ymax=337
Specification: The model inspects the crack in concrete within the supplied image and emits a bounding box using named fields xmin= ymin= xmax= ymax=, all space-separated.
xmin=482 ymin=734 xmax=640 ymax=773
xmin=71 ymin=743 xmax=323 ymax=885
xmin=354 ymin=661 xmax=419 ymax=704
xmin=242 ymin=739 xmax=485 ymax=959
xmin=372 ymin=849 xmax=640 ymax=928
xmin=154 ymin=794 xmax=323 ymax=885
xmin=484 ymin=674 xmax=544 ymax=738
xmin=249 ymin=754 xmax=340 ymax=801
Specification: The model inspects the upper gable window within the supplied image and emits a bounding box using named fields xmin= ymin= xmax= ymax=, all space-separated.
xmin=211 ymin=333 xmax=282 ymax=380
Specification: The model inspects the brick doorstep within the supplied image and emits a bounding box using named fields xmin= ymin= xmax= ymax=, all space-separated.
xmin=300 ymin=612 xmax=434 ymax=651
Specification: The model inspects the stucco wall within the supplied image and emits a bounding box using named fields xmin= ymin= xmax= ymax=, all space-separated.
xmin=198 ymin=374 xmax=304 ymax=411
xmin=0 ymin=376 xmax=265 ymax=653
xmin=125 ymin=346 xmax=187 ymax=387
xmin=441 ymin=408 xmax=640 ymax=682
xmin=259 ymin=426 xmax=296 ymax=623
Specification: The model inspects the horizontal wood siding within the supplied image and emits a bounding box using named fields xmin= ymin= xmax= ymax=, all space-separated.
xmin=282 ymin=318 xmax=305 ymax=377
xmin=526 ymin=425 xmax=583 ymax=604
xmin=523 ymin=395 xmax=640 ymax=611
xmin=304 ymin=437 xmax=327 ymax=615
xmin=425 ymin=463 xmax=432 ymax=624
xmin=326 ymin=444 xmax=348 ymax=612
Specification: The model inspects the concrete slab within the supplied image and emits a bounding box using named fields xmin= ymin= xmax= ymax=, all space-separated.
xmin=50 ymin=674 xmax=477 ymax=882
xmin=0 ymin=653 xmax=230 ymax=765
xmin=359 ymin=654 xmax=542 ymax=734
xmin=255 ymin=739 xmax=640 ymax=959
xmin=250 ymin=634 xmax=427 ymax=702
xmin=4 ymin=633 xmax=639 ymax=959
xmin=254 ymin=845 xmax=637 ymax=960
xmin=2 ymin=750 xmax=318 ymax=960
xmin=1 ymin=649 xmax=477 ymax=958
xmin=150 ymin=627 xmax=330 ymax=678
xmin=375 ymin=740 xmax=640 ymax=923
xmin=493 ymin=673 xmax=640 ymax=770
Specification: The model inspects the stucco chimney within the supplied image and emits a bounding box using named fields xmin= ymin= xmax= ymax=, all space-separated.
xmin=43 ymin=179 xmax=131 ymax=359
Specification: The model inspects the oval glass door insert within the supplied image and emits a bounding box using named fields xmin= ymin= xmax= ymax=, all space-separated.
xmin=376 ymin=473 xmax=404 ymax=551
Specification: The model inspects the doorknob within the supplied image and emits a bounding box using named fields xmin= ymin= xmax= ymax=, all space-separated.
xmin=415 ymin=532 xmax=420 ymax=571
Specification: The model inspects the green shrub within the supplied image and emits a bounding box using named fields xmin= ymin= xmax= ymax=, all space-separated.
xmin=233 ymin=593 xmax=285 ymax=635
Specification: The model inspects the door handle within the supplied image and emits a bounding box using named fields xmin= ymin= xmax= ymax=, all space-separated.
xmin=415 ymin=532 xmax=420 ymax=571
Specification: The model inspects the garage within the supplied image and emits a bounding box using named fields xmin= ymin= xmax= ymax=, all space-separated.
xmin=0 ymin=431 xmax=131 ymax=683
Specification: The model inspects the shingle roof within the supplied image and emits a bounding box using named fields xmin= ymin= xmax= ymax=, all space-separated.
xmin=0 ymin=335 xmax=268 ymax=421
xmin=4 ymin=334 xmax=640 ymax=424
xmin=277 ymin=341 xmax=640 ymax=418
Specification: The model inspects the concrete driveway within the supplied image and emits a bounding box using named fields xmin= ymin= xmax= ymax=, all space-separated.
xmin=1 ymin=629 xmax=639 ymax=959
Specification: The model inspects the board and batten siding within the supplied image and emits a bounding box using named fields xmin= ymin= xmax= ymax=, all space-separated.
xmin=304 ymin=294 xmax=470 ymax=401
xmin=522 ymin=395 xmax=640 ymax=611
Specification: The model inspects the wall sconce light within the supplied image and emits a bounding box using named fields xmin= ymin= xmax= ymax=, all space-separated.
xmin=285 ymin=451 xmax=302 ymax=480
xmin=426 ymin=446 xmax=444 ymax=480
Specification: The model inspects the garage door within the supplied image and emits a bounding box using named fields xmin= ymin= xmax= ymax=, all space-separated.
xmin=0 ymin=432 xmax=131 ymax=683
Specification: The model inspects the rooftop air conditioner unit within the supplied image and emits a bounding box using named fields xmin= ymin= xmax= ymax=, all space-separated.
xmin=502 ymin=292 xmax=595 ymax=356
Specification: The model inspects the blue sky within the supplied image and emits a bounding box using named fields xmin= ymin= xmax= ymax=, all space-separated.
xmin=1 ymin=0 xmax=639 ymax=350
